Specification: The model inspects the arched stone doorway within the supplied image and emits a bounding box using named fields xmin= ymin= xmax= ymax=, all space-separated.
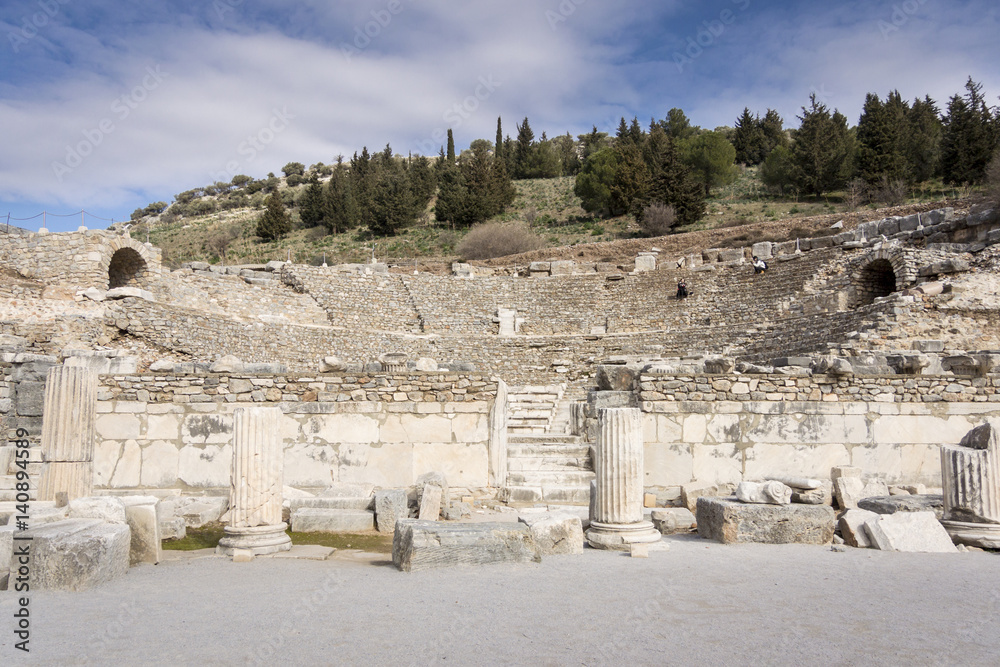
xmin=108 ymin=247 xmax=148 ymax=289
xmin=854 ymin=258 xmax=897 ymax=306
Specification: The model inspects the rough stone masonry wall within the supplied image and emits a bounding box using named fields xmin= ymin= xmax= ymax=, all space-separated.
xmin=154 ymin=269 xmax=329 ymax=327
xmin=639 ymin=372 xmax=1000 ymax=490
xmin=0 ymin=229 xmax=161 ymax=290
xmin=93 ymin=373 xmax=498 ymax=492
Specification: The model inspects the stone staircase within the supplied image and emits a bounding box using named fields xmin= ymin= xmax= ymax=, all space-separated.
xmin=505 ymin=434 xmax=594 ymax=505
xmin=506 ymin=385 xmax=565 ymax=435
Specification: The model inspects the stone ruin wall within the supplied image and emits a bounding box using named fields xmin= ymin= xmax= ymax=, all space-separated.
xmin=0 ymin=228 xmax=162 ymax=290
xmin=639 ymin=371 xmax=1000 ymax=491
xmin=89 ymin=373 xmax=499 ymax=494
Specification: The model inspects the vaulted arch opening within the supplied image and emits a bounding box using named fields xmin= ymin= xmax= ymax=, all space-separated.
xmin=855 ymin=258 xmax=897 ymax=306
xmin=108 ymin=247 xmax=147 ymax=289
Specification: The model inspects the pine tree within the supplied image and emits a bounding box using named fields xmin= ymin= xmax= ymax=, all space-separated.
xmin=610 ymin=141 xmax=648 ymax=216
xmin=941 ymin=77 xmax=998 ymax=185
xmin=573 ymin=148 xmax=617 ymax=216
xmin=434 ymin=163 xmax=466 ymax=226
xmin=407 ymin=155 xmax=436 ymax=217
xmin=905 ymin=96 xmax=942 ymax=184
xmin=732 ymin=107 xmax=766 ymax=165
xmin=513 ymin=117 xmax=535 ymax=179
xmin=760 ymin=145 xmax=796 ymax=194
xmin=791 ymin=95 xmax=853 ymax=196
xmin=578 ymin=126 xmax=609 ymax=160
xmin=369 ymin=159 xmax=414 ymax=236
xmin=554 ymin=132 xmax=580 ymax=175
xmin=760 ymin=109 xmax=787 ymax=155
xmin=638 ymin=130 xmax=705 ymax=227
xmin=660 ymin=108 xmax=697 ymax=142
xmin=324 ymin=166 xmax=357 ymax=234
xmin=256 ymin=192 xmax=291 ymax=240
xmin=855 ymin=92 xmax=907 ymax=186
xmin=298 ymin=179 xmax=326 ymax=228
xmin=684 ymin=130 xmax=738 ymax=195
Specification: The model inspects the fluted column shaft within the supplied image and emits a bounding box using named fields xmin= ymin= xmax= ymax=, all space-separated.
xmin=942 ymin=426 xmax=1000 ymax=523
xmin=594 ymin=407 xmax=644 ymax=525
xmin=38 ymin=366 xmax=98 ymax=501
xmin=230 ymin=407 xmax=283 ymax=528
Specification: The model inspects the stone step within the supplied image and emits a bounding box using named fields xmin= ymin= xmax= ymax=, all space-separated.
xmin=509 ymin=385 xmax=565 ymax=395
xmin=505 ymin=486 xmax=591 ymax=505
xmin=507 ymin=444 xmax=590 ymax=457
xmin=507 ymin=470 xmax=596 ymax=487
xmin=290 ymin=507 xmax=376 ymax=533
xmin=508 ymin=425 xmax=549 ymax=435
xmin=506 ymin=456 xmax=591 ymax=472
xmin=509 ymin=434 xmax=583 ymax=445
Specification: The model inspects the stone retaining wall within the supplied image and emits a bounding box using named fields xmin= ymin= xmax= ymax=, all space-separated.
xmin=93 ymin=373 xmax=500 ymax=492
xmin=639 ymin=372 xmax=1000 ymax=490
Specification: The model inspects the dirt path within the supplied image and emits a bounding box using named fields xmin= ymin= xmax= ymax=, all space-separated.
xmin=2 ymin=535 xmax=997 ymax=665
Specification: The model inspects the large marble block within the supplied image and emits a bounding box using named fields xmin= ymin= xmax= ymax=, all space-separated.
xmin=375 ymin=489 xmax=408 ymax=533
xmin=393 ymin=520 xmax=541 ymax=572
xmin=697 ymin=497 xmax=835 ymax=545
xmin=28 ymin=519 xmax=130 ymax=591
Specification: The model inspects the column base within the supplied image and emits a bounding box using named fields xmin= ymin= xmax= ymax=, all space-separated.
xmin=586 ymin=520 xmax=662 ymax=551
xmin=941 ymin=519 xmax=1000 ymax=549
xmin=216 ymin=523 xmax=292 ymax=556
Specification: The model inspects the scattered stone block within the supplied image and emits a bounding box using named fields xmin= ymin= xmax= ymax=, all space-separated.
xmin=28 ymin=519 xmax=130 ymax=591
xmin=630 ymin=542 xmax=649 ymax=558
xmin=517 ymin=511 xmax=584 ymax=555
xmin=232 ymin=549 xmax=254 ymax=562
xmin=159 ymin=517 xmax=186 ymax=541
xmin=650 ymin=507 xmax=696 ymax=535
xmin=643 ymin=493 xmax=657 ymax=508
xmin=834 ymin=477 xmax=889 ymax=510
xmin=418 ymin=484 xmax=443 ymax=521
xmin=831 ymin=466 xmax=861 ymax=481
xmin=415 ymin=471 xmax=449 ymax=511
xmin=374 ymin=489 xmax=408 ymax=533
xmin=392 ymin=520 xmax=541 ymax=572
xmin=178 ymin=496 xmax=229 ymax=527
xmin=857 ymin=494 xmax=944 ymax=520
xmin=839 ymin=509 xmax=880 ymax=548
xmin=863 ymin=512 xmax=957 ymax=553
xmin=121 ymin=496 xmax=161 ymax=565
xmin=289 ymin=497 xmax=373 ymax=512
xmin=67 ymin=497 xmax=127 ymax=524
xmin=736 ymin=481 xmax=792 ymax=505
xmin=697 ymin=497 xmax=835 ymax=545
xmin=681 ymin=482 xmax=719 ymax=513
xmin=791 ymin=486 xmax=830 ymax=505
xmin=270 ymin=545 xmax=335 ymax=560
xmin=290 ymin=508 xmax=375 ymax=533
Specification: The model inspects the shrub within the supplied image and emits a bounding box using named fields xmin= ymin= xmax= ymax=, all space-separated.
xmin=874 ymin=176 xmax=907 ymax=206
xmin=986 ymin=149 xmax=1000 ymax=205
xmin=638 ymin=203 xmax=677 ymax=237
xmin=845 ymin=178 xmax=868 ymax=210
xmin=456 ymin=222 xmax=544 ymax=260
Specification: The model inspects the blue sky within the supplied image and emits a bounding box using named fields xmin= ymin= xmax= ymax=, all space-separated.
xmin=1 ymin=0 xmax=998 ymax=232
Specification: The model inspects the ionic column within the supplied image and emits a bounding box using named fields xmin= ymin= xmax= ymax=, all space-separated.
xmin=941 ymin=424 xmax=1000 ymax=548
xmin=37 ymin=366 xmax=98 ymax=501
xmin=586 ymin=408 xmax=661 ymax=550
xmin=217 ymin=407 xmax=291 ymax=556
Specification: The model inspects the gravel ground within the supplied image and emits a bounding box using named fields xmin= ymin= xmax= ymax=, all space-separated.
xmin=1 ymin=534 xmax=998 ymax=666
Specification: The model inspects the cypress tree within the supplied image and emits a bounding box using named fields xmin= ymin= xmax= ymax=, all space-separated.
xmin=760 ymin=109 xmax=787 ymax=154
xmin=324 ymin=166 xmax=357 ymax=234
xmin=495 ymin=117 xmax=504 ymax=161
xmin=446 ymin=129 xmax=456 ymax=163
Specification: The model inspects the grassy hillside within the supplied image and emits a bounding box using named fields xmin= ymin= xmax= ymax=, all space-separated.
xmin=137 ymin=170 xmax=972 ymax=269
